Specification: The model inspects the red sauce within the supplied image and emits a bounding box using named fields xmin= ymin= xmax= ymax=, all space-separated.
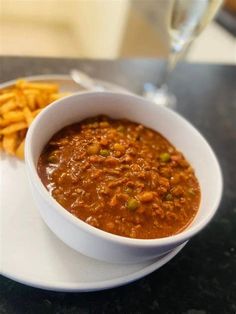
xmin=38 ymin=116 xmax=200 ymax=239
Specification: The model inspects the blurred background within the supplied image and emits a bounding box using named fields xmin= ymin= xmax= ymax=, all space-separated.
xmin=0 ymin=0 xmax=235 ymax=64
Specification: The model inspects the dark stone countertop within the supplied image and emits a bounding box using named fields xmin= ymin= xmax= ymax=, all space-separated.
xmin=0 ymin=57 xmax=235 ymax=314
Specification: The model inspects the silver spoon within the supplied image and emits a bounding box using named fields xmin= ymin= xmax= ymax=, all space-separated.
xmin=70 ymin=69 xmax=105 ymax=91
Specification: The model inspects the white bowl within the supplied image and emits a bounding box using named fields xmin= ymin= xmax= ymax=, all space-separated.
xmin=25 ymin=92 xmax=223 ymax=264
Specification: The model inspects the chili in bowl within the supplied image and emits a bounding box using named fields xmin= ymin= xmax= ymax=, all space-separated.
xmin=25 ymin=92 xmax=222 ymax=264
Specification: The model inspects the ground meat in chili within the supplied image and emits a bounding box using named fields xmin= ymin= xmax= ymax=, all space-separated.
xmin=37 ymin=115 xmax=200 ymax=239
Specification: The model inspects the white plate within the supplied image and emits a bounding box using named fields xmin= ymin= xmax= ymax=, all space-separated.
xmin=0 ymin=74 xmax=129 ymax=94
xmin=0 ymin=75 xmax=186 ymax=292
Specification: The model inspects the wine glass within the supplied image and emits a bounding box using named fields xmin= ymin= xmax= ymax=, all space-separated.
xmin=143 ymin=0 xmax=223 ymax=108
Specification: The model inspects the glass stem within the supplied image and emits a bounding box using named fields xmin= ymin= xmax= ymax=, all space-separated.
xmin=160 ymin=48 xmax=181 ymax=88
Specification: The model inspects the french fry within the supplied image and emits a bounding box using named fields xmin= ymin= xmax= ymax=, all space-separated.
xmin=49 ymin=92 xmax=70 ymax=102
xmin=0 ymin=135 xmax=3 ymax=150
xmin=15 ymin=90 xmax=27 ymax=108
xmin=17 ymin=80 xmax=58 ymax=93
xmin=0 ymin=118 xmax=10 ymax=127
xmin=0 ymin=92 xmax=15 ymax=105
xmin=0 ymin=99 xmax=18 ymax=115
xmin=32 ymin=108 xmax=42 ymax=117
xmin=0 ymin=122 xmax=27 ymax=135
xmin=22 ymin=88 xmax=39 ymax=94
xmin=3 ymin=111 xmax=25 ymax=123
xmin=2 ymin=133 xmax=17 ymax=155
xmin=23 ymin=107 xmax=33 ymax=125
xmin=36 ymin=92 xmax=49 ymax=108
xmin=15 ymin=79 xmax=25 ymax=89
xmin=0 ymin=79 xmax=70 ymax=158
xmin=25 ymin=93 xmax=37 ymax=110
xmin=15 ymin=139 xmax=25 ymax=159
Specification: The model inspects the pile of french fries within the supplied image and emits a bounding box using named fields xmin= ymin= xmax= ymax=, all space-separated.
xmin=0 ymin=79 xmax=69 ymax=159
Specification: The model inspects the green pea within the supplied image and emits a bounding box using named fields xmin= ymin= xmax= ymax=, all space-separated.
xmin=126 ymin=198 xmax=139 ymax=211
xmin=160 ymin=152 xmax=170 ymax=162
xmin=100 ymin=149 xmax=110 ymax=157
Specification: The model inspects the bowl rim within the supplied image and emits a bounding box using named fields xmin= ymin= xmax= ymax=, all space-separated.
xmin=25 ymin=91 xmax=223 ymax=248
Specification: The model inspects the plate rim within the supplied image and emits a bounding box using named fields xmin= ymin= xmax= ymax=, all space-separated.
xmin=0 ymin=74 xmax=129 ymax=94
xmin=2 ymin=243 xmax=187 ymax=292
